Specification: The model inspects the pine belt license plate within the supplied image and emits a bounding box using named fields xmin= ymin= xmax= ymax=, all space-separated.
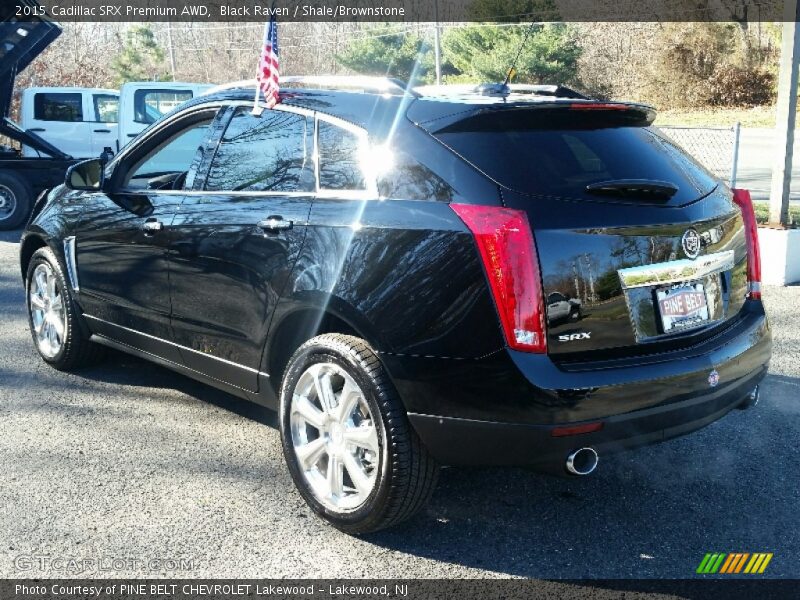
xmin=656 ymin=282 xmax=710 ymax=333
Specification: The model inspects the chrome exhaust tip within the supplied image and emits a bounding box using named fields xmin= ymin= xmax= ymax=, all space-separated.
xmin=566 ymin=447 xmax=598 ymax=476
xmin=737 ymin=385 xmax=760 ymax=410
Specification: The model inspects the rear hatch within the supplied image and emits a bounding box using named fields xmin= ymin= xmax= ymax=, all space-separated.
xmin=1 ymin=2 xmax=69 ymax=158
xmin=419 ymin=100 xmax=750 ymax=359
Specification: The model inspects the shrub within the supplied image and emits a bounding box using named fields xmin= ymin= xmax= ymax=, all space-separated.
xmin=707 ymin=64 xmax=775 ymax=106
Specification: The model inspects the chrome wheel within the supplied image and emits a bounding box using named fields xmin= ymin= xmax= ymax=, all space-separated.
xmin=289 ymin=362 xmax=380 ymax=511
xmin=0 ymin=184 xmax=16 ymax=223
xmin=29 ymin=263 xmax=66 ymax=358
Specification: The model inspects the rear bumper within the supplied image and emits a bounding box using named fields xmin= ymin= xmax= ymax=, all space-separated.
xmin=383 ymin=302 xmax=771 ymax=471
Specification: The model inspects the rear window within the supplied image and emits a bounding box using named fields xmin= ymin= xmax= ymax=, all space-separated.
xmin=434 ymin=109 xmax=717 ymax=204
xmin=34 ymin=93 xmax=83 ymax=122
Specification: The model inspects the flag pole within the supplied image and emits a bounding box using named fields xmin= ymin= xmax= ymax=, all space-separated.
xmin=252 ymin=81 xmax=262 ymax=116
xmin=252 ymin=19 xmax=266 ymax=116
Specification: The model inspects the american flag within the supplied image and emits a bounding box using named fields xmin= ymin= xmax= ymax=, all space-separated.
xmin=256 ymin=16 xmax=280 ymax=109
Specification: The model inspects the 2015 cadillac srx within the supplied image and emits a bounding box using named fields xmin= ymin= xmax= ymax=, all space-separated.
xmin=19 ymin=72 xmax=771 ymax=532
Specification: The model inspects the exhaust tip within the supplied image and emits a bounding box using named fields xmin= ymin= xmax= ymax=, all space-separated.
xmin=737 ymin=385 xmax=760 ymax=410
xmin=566 ymin=447 xmax=598 ymax=476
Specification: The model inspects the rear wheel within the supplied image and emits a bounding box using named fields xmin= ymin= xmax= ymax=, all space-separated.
xmin=26 ymin=247 xmax=104 ymax=369
xmin=0 ymin=171 xmax=32 ymax=231
xmin=279 ymin=334 xmax=438 ymax=534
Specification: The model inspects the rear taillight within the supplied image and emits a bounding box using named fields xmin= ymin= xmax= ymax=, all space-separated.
xmin=732 ymin=188 xmax=762 ymax=300
xmin=451 ymin=204 xmax=546 ymax=353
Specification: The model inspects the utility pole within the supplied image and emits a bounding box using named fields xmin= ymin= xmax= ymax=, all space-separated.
xmin=768 ymin=0 xmax=800 ymax=226
xmin=433 ymin=0 xmax=442 ymax=85
xmin=166 ymin=22 xmax=177 ymax=81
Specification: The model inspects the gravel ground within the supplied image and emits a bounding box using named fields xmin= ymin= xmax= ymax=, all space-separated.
xmin=0 ymin=227 xmax=798 ymax=580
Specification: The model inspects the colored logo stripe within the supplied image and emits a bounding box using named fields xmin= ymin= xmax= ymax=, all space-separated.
xmin=697 ymin=553 xmax=772 ymax=574
xmin=744 ymin=553 xmax=773 ymax=574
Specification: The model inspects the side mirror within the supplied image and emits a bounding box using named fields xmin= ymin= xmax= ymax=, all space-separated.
xmin=65 ymin=159 xmax=105 ymax=192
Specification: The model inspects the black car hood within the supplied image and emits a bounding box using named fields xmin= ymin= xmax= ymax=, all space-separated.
xmin=0 ymin=2 xmax=69 ymax=158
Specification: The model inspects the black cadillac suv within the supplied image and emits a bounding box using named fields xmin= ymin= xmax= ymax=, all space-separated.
xmin=19 ymin=75 xmax=771 ymax=533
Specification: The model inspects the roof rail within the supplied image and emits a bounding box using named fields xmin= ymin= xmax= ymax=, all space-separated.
xmin=281 ymin=75 xmax=416 ymax=96
xmin=414 ymin=83 xmax=589 ymax=100
xmin=202 ymin=76 xmax=417 ymax=98
xmin=505 ymin=84 xmax=588 ymax=99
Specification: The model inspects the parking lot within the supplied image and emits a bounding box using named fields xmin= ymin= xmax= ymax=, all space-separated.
xmin=0 ymin=226 xmax=798 ymax=580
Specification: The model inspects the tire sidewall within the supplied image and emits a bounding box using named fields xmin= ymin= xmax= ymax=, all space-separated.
xmin=0 ymin=172 xmax=32 ymax=230
xmin=26 ymin=247 xmax=71 ymax=365
xmin=279 ymin=340 xmax=394 ymax=529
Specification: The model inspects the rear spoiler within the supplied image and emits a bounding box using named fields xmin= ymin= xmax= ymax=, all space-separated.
xmin=411 ymin=101 xmax=657 ymax=134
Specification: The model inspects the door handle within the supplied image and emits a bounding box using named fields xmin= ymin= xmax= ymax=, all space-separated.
xmin=28 ymin=128 xmax=46 ymax=132
xmin=142 ymin=219 xmax=163 ymax=234
xmin=94 ymin=129 xmax=111 ymax=133
xmin=257 ymin=216 xmax=293 ymax=233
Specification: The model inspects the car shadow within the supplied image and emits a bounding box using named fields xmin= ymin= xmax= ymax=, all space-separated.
xmin=76 ymin=350 xmax=279 ymax=428
xmin=42 ymin=352 xmax=800 ymax=579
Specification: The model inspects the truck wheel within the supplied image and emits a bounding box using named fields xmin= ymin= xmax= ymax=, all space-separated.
xmin=0 ymin=171 xmax=32 ymax=231
xmin=280 ymin=334 xmax=439 ymax=534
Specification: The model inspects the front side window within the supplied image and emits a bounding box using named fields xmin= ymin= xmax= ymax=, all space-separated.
xmin=33 ymin=93 xmax=83 ymax=122
xmin=133 ymin=89 xmax=194 ymax=125
xmin=205 ymin=108 xmax=313 ymax=193
xmin=122 ymin=118 xmax=212 ymax=190
xmin=318 ymin=121 xmax=367 ymax=191
xmin=93 ymin=94 xmax=119 ymax=123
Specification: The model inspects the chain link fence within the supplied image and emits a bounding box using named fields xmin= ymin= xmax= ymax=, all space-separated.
xmin=659 ymin=125 xmax=741 ymax=186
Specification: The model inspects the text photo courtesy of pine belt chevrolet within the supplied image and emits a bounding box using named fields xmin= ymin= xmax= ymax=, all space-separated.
xmin=11 ymin=16 xmax=770 ymax=534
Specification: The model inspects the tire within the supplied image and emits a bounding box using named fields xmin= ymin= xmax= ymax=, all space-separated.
xmin=0 ymin=171 xmax=32 ymax=231
xmin=279 ymin=333 xmax=438 ymax=534
xmin=26 ymin=246 xmax=105 ymax=370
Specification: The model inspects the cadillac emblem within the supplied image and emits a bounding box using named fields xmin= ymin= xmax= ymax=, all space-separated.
xmin=682 ymin=228 xmax=702 ymax=259
xmin=708 ymin=369 xmax=720 ymax=388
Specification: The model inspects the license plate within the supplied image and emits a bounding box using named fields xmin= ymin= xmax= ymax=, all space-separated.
xmin=656 ymin=282 xmax=710 ymax=333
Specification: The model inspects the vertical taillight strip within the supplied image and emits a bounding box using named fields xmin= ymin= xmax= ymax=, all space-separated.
xmin=451 ymin=204 xmax=547 ymax=353
xmin=731 ymin=188 xmax=762 ymax=300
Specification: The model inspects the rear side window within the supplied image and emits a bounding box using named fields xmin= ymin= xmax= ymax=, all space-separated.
xmin=34 ymin=93 xmax=83 ymax=122
xmin=377 ymin=148 xmax=453 ymax=201
xmin=318 ymin=121 xmax=367 ymax=191
xmin=133 ymin=89 xmax=193 ymax=124
xmin=434 ymin=109 xmax=717 ymax=204
xmin=93 ymin=94 xmax=119 ymax=123
xmin=205 ymin=108 xmax=314 ymax=193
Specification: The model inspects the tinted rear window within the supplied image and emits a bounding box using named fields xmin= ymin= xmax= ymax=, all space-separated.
xmin=34 ymin=93 xmax=83 ymax=122
xmin=434 ymin=110 xmax=717 ymax=204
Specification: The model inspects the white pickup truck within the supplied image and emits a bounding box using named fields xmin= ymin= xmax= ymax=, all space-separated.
xmin=19 ymin=82 xmax=212 ymax=158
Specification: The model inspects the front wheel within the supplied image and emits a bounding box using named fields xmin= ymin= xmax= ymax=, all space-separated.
xmin=279 ymin=334 xmax=438 ymax=534
xmin=26 ymin=246 xmax=105 ymax=369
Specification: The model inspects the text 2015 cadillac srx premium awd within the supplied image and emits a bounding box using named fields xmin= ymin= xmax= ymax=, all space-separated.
xmin=13 ymin=20 xmax=771 ymax=534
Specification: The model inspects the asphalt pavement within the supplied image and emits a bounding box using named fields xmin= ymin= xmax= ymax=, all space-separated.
xmin=0 ymin=227 xmax=798 ymax=580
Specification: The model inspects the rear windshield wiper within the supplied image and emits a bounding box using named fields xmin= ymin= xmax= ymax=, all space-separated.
xmin=585 ymin=179 xmax=679 ymax=199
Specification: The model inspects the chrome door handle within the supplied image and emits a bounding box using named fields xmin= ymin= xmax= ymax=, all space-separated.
xmin=257 ymin=216 xmax=293 ymax=233
xmin=142 ymin=219 xmax=163 ymax=234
